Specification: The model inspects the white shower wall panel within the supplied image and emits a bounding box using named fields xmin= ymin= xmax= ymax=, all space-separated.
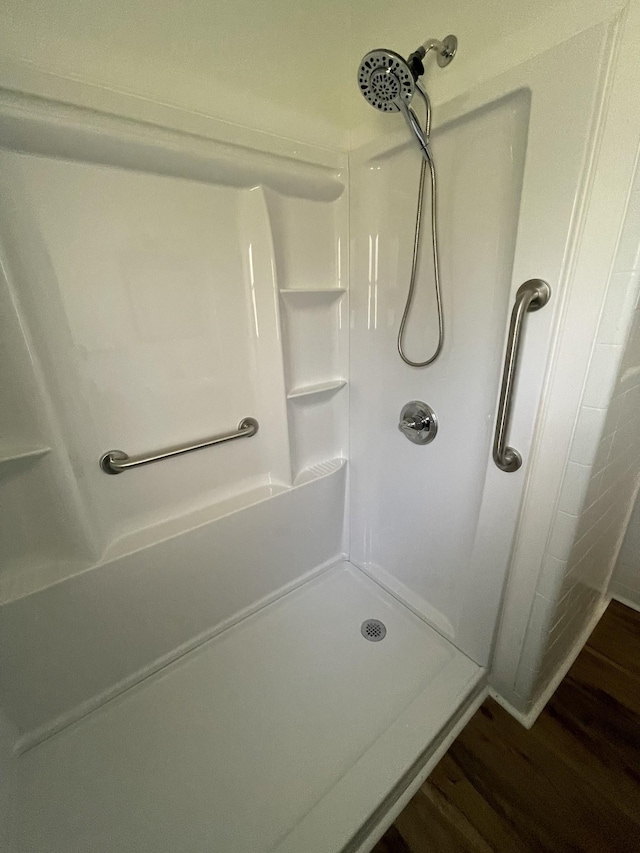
xmin=0 ymin=91 xmax=349 ymax=601
xmin=0 ymin=156 xmax=287 ymax=549
xmin=350 ymin=93 xmax=530 ymax=645
xmin=349 ymin=22 xmax=616 ymax=666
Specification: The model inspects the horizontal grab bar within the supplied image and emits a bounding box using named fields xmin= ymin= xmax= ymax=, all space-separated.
xmin=100 ymin=417 xmax=259 ymax=475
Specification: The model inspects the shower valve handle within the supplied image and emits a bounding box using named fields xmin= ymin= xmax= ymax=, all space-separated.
xmin=398 ymin=401 xmax=438 ymax=445
xmin=400 ymin=414 xmax=429 ymax=434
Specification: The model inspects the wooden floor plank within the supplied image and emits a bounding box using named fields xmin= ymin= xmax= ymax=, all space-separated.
xmin=427 ymin=753 xmax=530 ymax=853
xmin=566 ymin=645 xmax=640 ymax=718
xmin=370 ymin=824 xmax=412 ymax=853
xmin=372 ymin=600 xmax=640 ymax=853
xmin=392 ymin=788 xmax=485 ymax=853
xmin=534 ymin=683 xmax=640 ymax=824
xmin=586 ymin=600 xmax=640 ymax=678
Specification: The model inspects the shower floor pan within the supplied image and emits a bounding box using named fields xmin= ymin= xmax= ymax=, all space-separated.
xmin=12 ymin=562 xmax=483 ymax=853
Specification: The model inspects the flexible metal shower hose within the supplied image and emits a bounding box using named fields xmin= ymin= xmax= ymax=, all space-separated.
xmin=397 ymin=138 xmax=444 ymax=367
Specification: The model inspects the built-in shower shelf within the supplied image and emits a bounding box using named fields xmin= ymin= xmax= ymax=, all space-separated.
xmin=279 ymin=288 xmax=346 ymax=298
xmin=286 ymin=379 xmax=347 ymax=400
xmin=0 ymin=445 xmax=51 ymax=466
xmin=294 ymin=457 xmax=346 ymax=486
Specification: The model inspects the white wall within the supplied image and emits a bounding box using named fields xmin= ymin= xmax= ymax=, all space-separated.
xmin=348 ymin=0 xmax=627 ymax=147
xmin=520 ymin=278 xmax=640 ymax=704
xmin=491 ymin=0 xmax=640 ymax=718
xmin=610 ymin=300 xmax=640 ymax=611
xmin=493 ymin=133 xmax=640 ymax=717
xmin=0 ymin=0 xmax=628 ymax=151
xmin=0 ymin=0 xmax=353 ymax=149
xmin=611 ymin=489 xmax=640 ymax=608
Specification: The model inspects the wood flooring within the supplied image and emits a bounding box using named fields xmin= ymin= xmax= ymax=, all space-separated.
xmin=372 ymin=599 xmax=640 ymax=853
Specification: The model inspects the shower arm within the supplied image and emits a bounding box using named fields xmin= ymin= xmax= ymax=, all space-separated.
xmin=409 ymin=35 xmax=458 ymax=72
xmin=423 ymin=38 xmax=445 ymax=55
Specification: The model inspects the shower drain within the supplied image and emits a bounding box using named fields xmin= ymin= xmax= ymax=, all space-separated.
xmin=361 ymin=619 xmax=387 ymax=642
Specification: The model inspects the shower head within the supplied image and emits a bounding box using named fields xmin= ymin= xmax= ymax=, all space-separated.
xmin=357 ymin=36 xmax=457 ymax=160
xmin=357 ymin=49 xmax=415 ymax=114
xmin=357 ymin=48 xmax=431 ymax=159
xmin=357 ymin=36 xmax=457 ymax=114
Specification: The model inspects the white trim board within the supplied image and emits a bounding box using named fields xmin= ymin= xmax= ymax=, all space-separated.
xmin=490 ymin=595 xmax=609 ymax=729
xmin=612 ymin=592 xmax=640 ymax=613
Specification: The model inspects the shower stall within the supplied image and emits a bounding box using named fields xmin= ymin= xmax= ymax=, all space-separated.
xmin=2 ymin=2 xmax=640 ymax=851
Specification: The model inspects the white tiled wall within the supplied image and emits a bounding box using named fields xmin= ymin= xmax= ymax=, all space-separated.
xmin=513 ymin=176 xmax=640 ymax=706
xmin=610 ymin=416 xmax=640 ymax=610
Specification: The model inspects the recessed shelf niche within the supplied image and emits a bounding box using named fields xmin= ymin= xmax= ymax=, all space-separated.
xmin=279 ymin=291 xmax=347 ymax=390
xmin=266 ymin=187 xmax=348 ymax=480
xmin=265 ymin=191 xmax=345 ymax=291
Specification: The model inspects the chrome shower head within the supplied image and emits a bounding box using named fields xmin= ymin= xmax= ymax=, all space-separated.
xmin=357 ymin=49 xmax=415 ymax=113
xmin=357 ymin=36 xmax=457 ymax=114
xmin=357 ymin=36 xmax=457 ymax=161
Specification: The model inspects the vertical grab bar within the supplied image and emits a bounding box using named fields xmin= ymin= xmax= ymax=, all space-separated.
xmin=493 ymin=279 xmax=551 ymax=472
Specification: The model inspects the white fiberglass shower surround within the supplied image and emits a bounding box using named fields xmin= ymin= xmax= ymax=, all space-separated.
xmin=0 ymin=6 xmax=637 ymax=853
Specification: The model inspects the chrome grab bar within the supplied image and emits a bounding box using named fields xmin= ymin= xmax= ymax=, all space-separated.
xmin=493 ymin=280 xmax=551 ymax=473
xmin=100 ymin=417 xmax=259 ymax=475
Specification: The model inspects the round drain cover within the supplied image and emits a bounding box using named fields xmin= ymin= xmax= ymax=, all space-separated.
xmin=361 ymin=619 xmax=386 ymax=642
